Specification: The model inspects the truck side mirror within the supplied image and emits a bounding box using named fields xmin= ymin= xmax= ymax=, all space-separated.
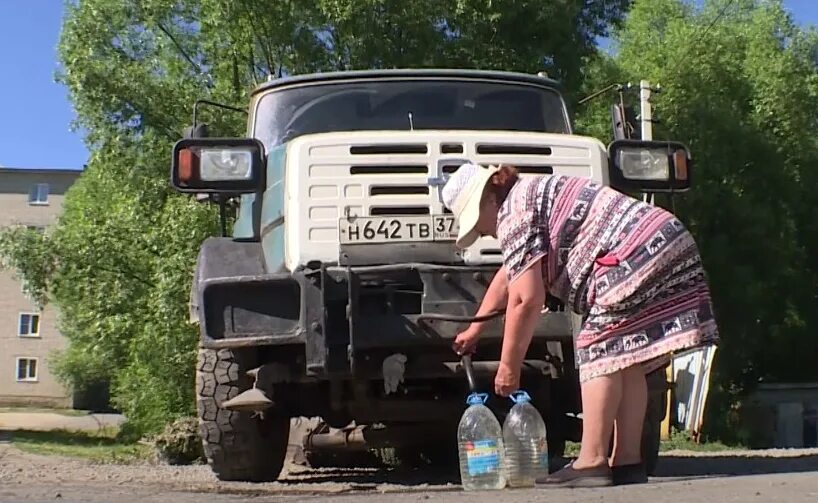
xmin=183 ymin=123 xmax=210 ymax=139
xmin=170 ymin=137 xmax=264 ymax=194
xmin=610 ymin=104 xmax=640 ymax=141
xmin=607 ymin=139 xmax=691 ymax=193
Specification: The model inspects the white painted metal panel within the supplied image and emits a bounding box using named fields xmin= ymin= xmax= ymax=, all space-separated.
xmin=283 ymin=130 xmax=608 ymax=271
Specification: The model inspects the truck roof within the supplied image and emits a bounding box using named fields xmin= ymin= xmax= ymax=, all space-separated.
xmin=250 ymin=68 xmax=562 ymax=96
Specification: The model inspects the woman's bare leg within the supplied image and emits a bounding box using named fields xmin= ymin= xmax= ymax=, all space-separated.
xmin=610 ymin=365 xmax=648 ymax=467
xmin=572 ymin=371 xmax=622 ymax=469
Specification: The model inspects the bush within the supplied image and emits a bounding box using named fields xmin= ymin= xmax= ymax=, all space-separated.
xmin=147 ymin=417 xmax=205 ymax=465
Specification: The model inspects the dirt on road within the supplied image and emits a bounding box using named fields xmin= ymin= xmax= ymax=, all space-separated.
xmin=0 ymin=412 xmax=125 ymax=432
xmin=2 ymin=442 xmax=818 ymax=502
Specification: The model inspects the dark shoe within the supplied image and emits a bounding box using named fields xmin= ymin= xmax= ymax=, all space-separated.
xmin=535 ymin=460 xmax=613 ymax=488
xmin=612 ymin=463 xmax=648 ymax=485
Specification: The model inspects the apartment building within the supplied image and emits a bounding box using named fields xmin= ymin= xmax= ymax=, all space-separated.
xmin=0 ymin=166 xmax=82 ymax=407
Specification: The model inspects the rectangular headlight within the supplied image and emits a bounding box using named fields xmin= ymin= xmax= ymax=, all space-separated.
xmin=617 ymin=147 xmax=670 ymax=181
xmin=171 ymin=137 xmax=264 ymax=194
xmin=606 ymin=139 xmax=692 ymax=194
xmin=199 ymin=148 xmax=254 ymax=181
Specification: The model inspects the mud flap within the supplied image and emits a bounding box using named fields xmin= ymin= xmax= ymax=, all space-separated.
xmin=287 ymin=417 xmax=323 ymax=466
xmin=670 ymin=346 xmax=718 ymax=438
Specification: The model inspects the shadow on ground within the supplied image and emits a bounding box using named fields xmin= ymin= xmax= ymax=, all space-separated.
xmin=654 ymin=453 xmax=818 ymax=478
xmin=282 ymin=467 xmax=460 ymax=487
xmin=281 ymin=455 xmax=570 ymax=487
xmin=282 ymin=444 xmax=463 ymax=487
xmin=280 ymin=452 xmax=818 ymax=487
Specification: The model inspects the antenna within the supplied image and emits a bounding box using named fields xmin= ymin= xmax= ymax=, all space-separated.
xmin=408 ymin=112 xmax=414 ymax=131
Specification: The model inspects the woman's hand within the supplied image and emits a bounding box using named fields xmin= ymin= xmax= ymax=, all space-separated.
xmin=452 ymin=325 xmax=482 ymax=355
xmin=494 ymin=361 xmax=520 ymax=397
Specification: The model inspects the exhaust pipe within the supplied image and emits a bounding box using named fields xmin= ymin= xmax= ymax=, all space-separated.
xmin=304 ymin=423 xmax=433 ymax=452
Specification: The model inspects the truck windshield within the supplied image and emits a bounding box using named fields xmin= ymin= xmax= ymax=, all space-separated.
xmin=253 ymin=79 xmax=570 ymax=148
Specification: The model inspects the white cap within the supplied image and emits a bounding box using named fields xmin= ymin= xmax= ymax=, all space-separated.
xmin=441 ymin=163 xmax=500 ymax=249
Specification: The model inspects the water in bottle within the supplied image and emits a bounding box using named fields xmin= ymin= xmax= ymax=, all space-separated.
xmin=457 ymin=392 xmax=506 ymax=491
xmin=502 ymin=390 xmax=548 ymax=487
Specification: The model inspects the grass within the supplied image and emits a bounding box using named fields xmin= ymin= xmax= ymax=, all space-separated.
xmin=10 ymin=427 xmax=153 ymax=464
xmin=564 ymin=429 xmax=743 ymax=456
xmin=0 ymin=407 xmax=90 ymax=416
xmin=658 ymin=429 xmax=744 ymax=452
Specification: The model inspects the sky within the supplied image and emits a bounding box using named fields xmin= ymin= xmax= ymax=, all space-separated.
xmin=0 ymin=1 xmax=817 ymax=172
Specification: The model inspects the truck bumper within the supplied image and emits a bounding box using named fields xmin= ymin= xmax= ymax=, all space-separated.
xmin=198 ymin=263 xmax=579 ymax=379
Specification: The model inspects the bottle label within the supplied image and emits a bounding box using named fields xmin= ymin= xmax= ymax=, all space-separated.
xmin=465 ymin=439 xmax=500 ymax=476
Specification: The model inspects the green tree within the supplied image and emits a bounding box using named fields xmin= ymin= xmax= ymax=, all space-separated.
xmin=576 ymin=0 xmax=818 ymax=442
xmin=0 ymin=0 xmax=631 ymax=437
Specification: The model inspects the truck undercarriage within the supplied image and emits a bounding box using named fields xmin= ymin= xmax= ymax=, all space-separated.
xmin=191 ymin=238 xmax=667 ymax=482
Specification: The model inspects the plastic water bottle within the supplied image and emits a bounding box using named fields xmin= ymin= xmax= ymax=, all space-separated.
xmin=457 ymin=392 xmax=506 ymax=491
xmin=502 ymin=390 xmax=548 ymax=487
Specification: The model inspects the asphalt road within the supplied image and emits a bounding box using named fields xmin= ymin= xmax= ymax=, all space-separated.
xmin=4 ymin=472 xmax=818 ymax=503
xmin=4 ymin=446 xmax=818 ymax=503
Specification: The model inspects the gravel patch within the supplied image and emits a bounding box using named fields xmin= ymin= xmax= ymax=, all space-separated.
xmin=3 ymin=443 xmax=818 ymax=498
xmin=0 ymin=444 xmax=458 ymax=496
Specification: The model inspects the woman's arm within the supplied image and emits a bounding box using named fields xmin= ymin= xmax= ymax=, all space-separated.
xmin=494 ymin=260 xmax=546 ymax=397
xmin=452 ymin=266 xmax=509 ymax=355
xmin=472 ymin=265 xmax=509 ymax=329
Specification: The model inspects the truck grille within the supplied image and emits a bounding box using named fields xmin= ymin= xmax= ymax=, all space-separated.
xmin=350 ymin=165 xmax=428 ymax=175
xmin=475 ymin=144 xmax=552 ymax=155
xmin=284 ymin=131 xmax=606 ymax=268
xmin=370 ymin=186 xmax=429 ymax=196
xmin=350 ymin=144 xmax=428 ymax=155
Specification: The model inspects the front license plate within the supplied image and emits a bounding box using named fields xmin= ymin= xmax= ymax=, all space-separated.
xmin=339 ymin=215 xmax=458 ymax=244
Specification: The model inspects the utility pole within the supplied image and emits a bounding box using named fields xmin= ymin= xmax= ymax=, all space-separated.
xmin=640 ymin=79 xmax=653 ymax=141
xmin=641 ymin=79 xmax=674 ymax=439
xmin=639 ymin=80 xmax=655 ymax=205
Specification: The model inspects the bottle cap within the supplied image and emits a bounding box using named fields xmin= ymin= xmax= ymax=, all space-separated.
xmin=466 ymin=392 xmax=489 ymax=406
xmin=510 ymin=390 xmax=531 ymax=404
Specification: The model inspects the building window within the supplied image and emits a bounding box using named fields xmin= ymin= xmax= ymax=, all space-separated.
xmin=16 ymin=358 xmax=38 ymax=382
xmin=18 ymin=313 xmax=40 ymax=337
xmin=28 ymin=183 xmax=49 ymax=205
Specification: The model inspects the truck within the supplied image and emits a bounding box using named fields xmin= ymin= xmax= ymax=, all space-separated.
xmin=169 ymin=69 xmax=694 ymax=482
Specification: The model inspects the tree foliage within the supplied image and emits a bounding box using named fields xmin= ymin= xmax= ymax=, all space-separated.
xmin=575 ymin=0 xmax=818 ymax=441
xmin=7 ymin=0 xmax=815 ymax=445
xmin=0 ymin=0 xmax=630 ymax=436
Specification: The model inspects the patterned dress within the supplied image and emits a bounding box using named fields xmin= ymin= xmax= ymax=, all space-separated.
xmin=496 ymin=175 xmax=720 ymax=383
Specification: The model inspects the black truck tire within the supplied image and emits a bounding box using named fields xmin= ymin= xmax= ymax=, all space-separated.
xmin=196 ymin=348 xmax=290 ymax=482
